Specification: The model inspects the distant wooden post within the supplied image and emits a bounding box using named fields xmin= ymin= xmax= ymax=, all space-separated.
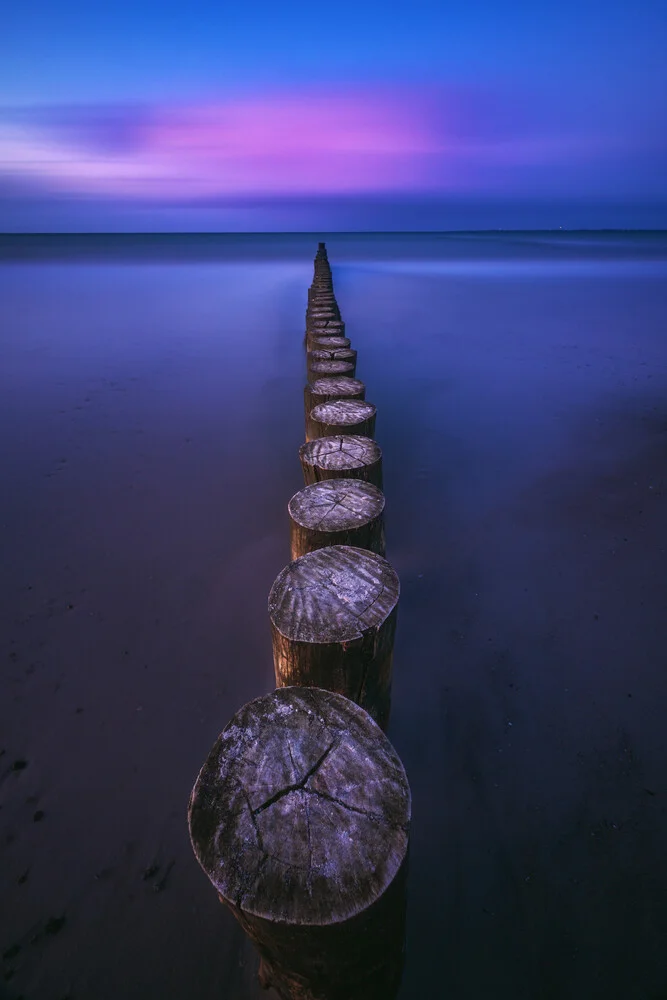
xmin=308 ymin=305 xmax=340 ymax=316
xmin=308 ymin=335 xmax=351 ymax=351
xmin=299 ymin=435 xmax=383 ymax=489
xmin=304 ymin=376 xmax=365 ymax=419
xmin=289 ymin=479 xmax=386 ymax=559
xmin=307 ymin=318 xmax=345 ymax=332
xmin=188 ymin=686 xmax=409 ymax=1000
xmin=308 ymin=359 xmax=356 ymax=381
xmin=307 ymin=347 xmax=357 ymax=367
xmin=306 ymin=398 xmax=376 ymax=441
xmin=269 ymin=547 xmax=399 ymax=727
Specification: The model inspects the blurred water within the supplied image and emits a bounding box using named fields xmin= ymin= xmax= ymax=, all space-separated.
xmin=1 ymin=233 xmax=667 ymax=1000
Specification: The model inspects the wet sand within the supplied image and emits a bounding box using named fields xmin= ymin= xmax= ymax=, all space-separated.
xmin=1 ymin=235 xmax=667 ymax=999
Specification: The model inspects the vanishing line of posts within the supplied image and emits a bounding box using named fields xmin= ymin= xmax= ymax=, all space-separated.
xmin=188 ymin=243 xmax=411 ymax=1000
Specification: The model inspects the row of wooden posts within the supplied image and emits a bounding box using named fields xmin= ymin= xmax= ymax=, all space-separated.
xmin=188 ymin=244 xmax=412 ymax=1000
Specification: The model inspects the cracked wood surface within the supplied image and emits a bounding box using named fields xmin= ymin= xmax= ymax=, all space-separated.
xmin=308 ymin=307 xmax=340 ymax=317
xmin=307 ymin=336 xmax=351 ymax=350
xmin=307 ymin=348 xmax=356 ymax=365
xmin=304 ymin=377 xmax=365 ymax=420
xmin=288 ymin=479 xmax=386 ymax=559
xmin=306 ymin=399 xmax=376 ymax=442
xmin=299 ymin=435 xmax=383 ymax=489
xmin=268 ymin=546 xmax=398 ymax=727
xmin=306 ymin=323 xmax=346 ymax=337
xmin=307 ymin=360 xmax=356 ymax=382
xmin=188 ymin=686 xmax=409 ymax=927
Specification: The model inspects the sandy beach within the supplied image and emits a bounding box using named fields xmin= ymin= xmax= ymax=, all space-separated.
xmin=1 ymin=233 xmax=667 ymax=999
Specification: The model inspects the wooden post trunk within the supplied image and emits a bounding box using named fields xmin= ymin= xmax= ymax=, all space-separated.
xmin=308 ymin=359 xmax=356 ymax=381
xmin=306 ymin=399 xmax=376 ymax=441
xmin=188 ymin=687 xmax=410 ymax=1000
xmin=304 ymin=377 xmax=366 ymax=420
xmin=299 ymin=435 xmax=383 ymax=489
xmin=288 ymin=479 xmax=386 ymax=559
xmin=269 ymin=547 xmax=399 ymax=729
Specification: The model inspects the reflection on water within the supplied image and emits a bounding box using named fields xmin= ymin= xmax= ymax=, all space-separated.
xmin=1 ymin=233 xmax=667 ymax=999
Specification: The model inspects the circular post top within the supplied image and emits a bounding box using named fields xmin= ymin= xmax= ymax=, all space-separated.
xmin=309 ymin=361 xmax=355 ymax=380
xmin=189 ymin=686 xmax=410 ymax=926
xmin=308 ymin=376 xmax=365 ymax=398
xmin=288 ymin=479 xmax=385 ymax=532
xmin=309 ymin=336 xmax=351 ymax=349
xmin=299 ymin=435 xmax=382 ymax=472
xmin=269 ymin=544 xmax=398 ymax=644
xmin=310 ymin=399 xmax=376 ymax=425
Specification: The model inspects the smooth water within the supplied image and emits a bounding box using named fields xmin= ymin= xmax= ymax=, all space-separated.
xmin=1 ymin=233 xmax=667 ymax=999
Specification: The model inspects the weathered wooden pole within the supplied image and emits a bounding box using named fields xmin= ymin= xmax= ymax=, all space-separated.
xmin=299 ymin=435 xmax=383 ymax=489
xmin=307 ymin=300 xmax=338 ymax=314
xmin=306 ymin=398 xmax=376 ymax=441
xmin=307 ymin=350 xmax=357 ymax=381
xmin=307 ymin=316 xmax=344 ymax=329
xmin=304 ymin=376 xmax=366 ymax=419
xmin=308 ymin=359 xmax=356 ymax=381
xmin=308 ymin=304 xmax=340 ymax=315
xmin=188 ymin=686 xmax=409 ymax=1000
xmin=307 ymin=301 xmax=338 ymax=313
xmin=269 ymin=546 xmax=398 ymax=728
xmin=307 ymin=347 xmax=357 ymax=367
xmin=308 ymin=335 xmax=351 ymax=351
xmin=288 ymin=479 xmax=386 ymax=559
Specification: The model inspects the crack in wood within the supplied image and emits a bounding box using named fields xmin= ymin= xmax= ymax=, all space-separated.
xmin=252 ymin=740 xmax=339 ymax=816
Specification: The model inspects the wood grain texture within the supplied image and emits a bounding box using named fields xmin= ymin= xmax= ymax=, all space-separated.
xmin=308 ymin=306 xmax=340 ymax=316
xmin=304 ymin=377 xmax=365 ymax=420
xmin=299 ymin=435 xmax=383 ymax=489
xmin=308 ymin=359 xmax=356 ymax=381
xmin=307 ymin=348 xmax=356 ymax=365
xmin=307 ymin=317 xmax=344 ymax=328
xmin=268 ymin=545 xmax=398 ymax=728
xmin=289 ymin=479 xmax=386 ymax=559
xmin=188 ymin=686 xmax=409 ymax=999
xmin=306 ymin=399 xmax=376 ymax=442
xmin=308 ymin=336 xmax=351 ymax=350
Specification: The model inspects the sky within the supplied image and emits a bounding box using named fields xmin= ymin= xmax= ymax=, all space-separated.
xmin=1 ymin=0 xmax=666 ymax=230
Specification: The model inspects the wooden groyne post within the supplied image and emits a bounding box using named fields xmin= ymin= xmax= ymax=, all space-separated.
xmin=269 ymin=545 xmax=398 ymax=730
xmin=288 ymin=479 xmax=386 ymax=559
xmin=188 ymin=687 xmax=410 ymax=1000
xmin=306 ymin=398 xmax=376 ymax=442
xmin=299 ymin=435 xmax=383 ymax=489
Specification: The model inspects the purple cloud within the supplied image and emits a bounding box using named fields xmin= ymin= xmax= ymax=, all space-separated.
xmin=0 ymin=86 xmax=648 ymax=202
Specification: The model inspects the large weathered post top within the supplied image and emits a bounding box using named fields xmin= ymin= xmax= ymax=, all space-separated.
xmin=189 ymin=686 xmax=411 ymax=999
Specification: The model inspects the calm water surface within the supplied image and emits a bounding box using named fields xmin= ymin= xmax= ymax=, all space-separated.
xmin=1 ymin=233 xmax=667 ymax=999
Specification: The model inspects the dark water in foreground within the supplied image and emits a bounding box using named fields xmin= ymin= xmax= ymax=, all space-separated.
xmin=1 ymin=232 xmax=667 ymax=1000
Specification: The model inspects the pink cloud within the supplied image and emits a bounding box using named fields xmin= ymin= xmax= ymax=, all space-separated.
xmin=0 ymin=89 xmax=616 ymax=200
